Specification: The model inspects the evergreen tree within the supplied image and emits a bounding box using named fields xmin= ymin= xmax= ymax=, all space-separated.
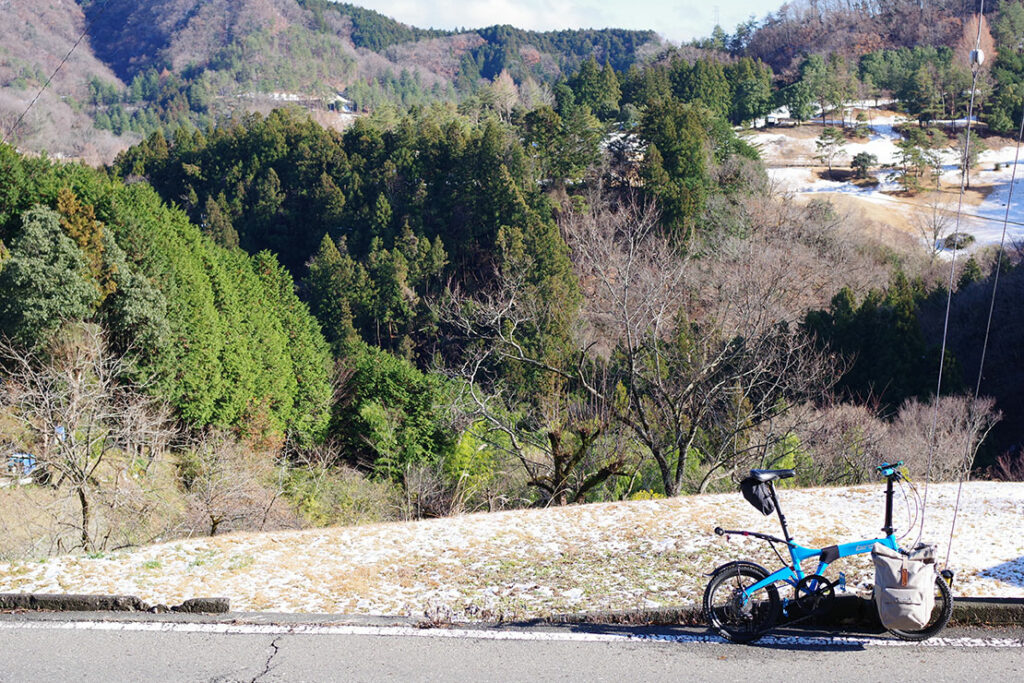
xmin=674 ymin=59 xmax=731 ymax=119
xmin=370 ymin=193 xmax=393 ymax=238
xmin=0 ymin=144 xmax=26 ymax=228
xmin=851 ymin=152 xmax=878 ymax=179
xmin=780 ymin=79 xmax=815 ymax=124
xmin=803 ymin=274 xmax=960 ymax=407
xmin=304 ymin=234 xmax=364 ymax=354
xmin=244 ymin=167 xmax=286 ymax=253
xmin=958 ymin=256 xmax=982 ymax=290
xmin=202 ymin=195 xmax=239 ymax=248
xmin=799 ymin=55 xmax=831 ymax=124
xmin=728 ymin=58 xmax=773 ymax=126
xmin=253 ymin=251 xmax=332 ymax=443
xmin=569 ymin=57 xmax=621 ymax=120
xmin=56 ymin=187 xmax=114 ymax=303
xmin=332 ymin=340 xmax=455 ymax=479
xmin=0 ymin=207 xmax=96 ymax=347
xmin=597 ymin=60 xmax=622 ymax=119
xmin=815 ymin=127 xmax=847 ymax=179
xmin=640 ymin=99 xmax=713 ymax=240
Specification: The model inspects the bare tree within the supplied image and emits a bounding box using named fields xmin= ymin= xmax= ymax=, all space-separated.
xmin=987 ymin=447 xmax=1024 ymax=482
xmin=889 ymin=395 xmax=1000 ymax=482
xmin=576 ymin=195 xmax=840 ymax=494
xmin=0 ymin=324 xmax=172 ymax=551
xmin=796 ymin=401 xmax=891 ymax=485
xmin=443 ymin=194 xmax=839 ymax=497
xmin=518 ymin=76 xmax=554 ymax=110
xmin=177 ymin=430 xmax=296 ymax=537
xmin=452 ymin=358 xmax=632 ymax=506
xmin=911 ymin=191 xmax=957 ymax=260
xmin=482 ymin=70 xmax=519 ymax=123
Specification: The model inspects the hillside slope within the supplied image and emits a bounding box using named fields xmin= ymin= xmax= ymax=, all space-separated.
xmin=0 ymin=0 xmax=131 ymax=161
xmin=82 ymin=0 xmax=312 ymax=78
xmin=1 ymin=0 xmax=659 ymax=161
xmin=738 ymin=0 xmax=977 ymax=77
xmin=0 ymin=482 xmax=1019 ymax=618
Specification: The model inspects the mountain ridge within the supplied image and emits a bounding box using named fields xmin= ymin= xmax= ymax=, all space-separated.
xmin=1 ymin=0 xmax=659 ymax=160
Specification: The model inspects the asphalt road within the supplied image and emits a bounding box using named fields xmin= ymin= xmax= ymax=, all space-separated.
xmin=0 ymin=616 xmax=1020 ymax=682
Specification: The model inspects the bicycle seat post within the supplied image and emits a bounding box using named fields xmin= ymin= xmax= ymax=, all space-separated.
xmin=767 ymin=482 xmax=794 ymax=546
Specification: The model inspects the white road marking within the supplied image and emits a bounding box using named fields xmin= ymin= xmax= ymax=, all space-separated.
xmin=0 ymin=620 xmax=1020 ymax=648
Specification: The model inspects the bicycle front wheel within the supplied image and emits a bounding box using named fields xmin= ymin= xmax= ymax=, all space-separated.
xmin=886 ymin=574 xmax=953 ymax=641
xmin=703 ymin=561 xmax=780 ymax=644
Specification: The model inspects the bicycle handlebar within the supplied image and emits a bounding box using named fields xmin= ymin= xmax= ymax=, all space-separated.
xmin=876 ymin=461 xmax=904 ymax=478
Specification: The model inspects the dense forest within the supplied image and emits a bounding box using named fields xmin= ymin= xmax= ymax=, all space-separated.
xmin=2 ymin=0 xmax=1023 ymax=560
xmin=71 ymin=0 xmax=659 ymax=140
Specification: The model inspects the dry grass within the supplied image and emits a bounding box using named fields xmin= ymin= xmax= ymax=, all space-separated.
xmin=794 ymin=191 xmax=918 ymax=236
xmin=0 ymin=482 xmax=1020 ymax=621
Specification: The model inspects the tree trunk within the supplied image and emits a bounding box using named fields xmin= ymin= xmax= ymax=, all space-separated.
xmin=78 ymin=487 xmax=91 ymax=550
xmin=651 ymin=446 xmax=676 ymax=497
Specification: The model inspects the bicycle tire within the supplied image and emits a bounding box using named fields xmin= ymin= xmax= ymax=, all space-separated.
xmin=886 ymin=574 xmax=953 ymax=641
xmin=703 ymin=561 xmax=781 ymax=644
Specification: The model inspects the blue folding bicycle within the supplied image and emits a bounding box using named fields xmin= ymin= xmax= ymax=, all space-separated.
xmin=703 ymin=462 xmax=953 ymax=643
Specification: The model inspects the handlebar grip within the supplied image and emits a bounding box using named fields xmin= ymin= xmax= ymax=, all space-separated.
xmin=714 ymin=527 xmax=725 ymax=536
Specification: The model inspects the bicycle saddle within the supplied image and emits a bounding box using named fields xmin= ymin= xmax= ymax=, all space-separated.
xmin=749 ymin=468 xmax=795 ymax=482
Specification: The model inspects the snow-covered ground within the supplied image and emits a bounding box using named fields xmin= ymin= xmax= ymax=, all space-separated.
xmin=0 ymin=482 xmax=1019 ymax=621
xmin=750 ymin=115 xmax=1024 ymax=248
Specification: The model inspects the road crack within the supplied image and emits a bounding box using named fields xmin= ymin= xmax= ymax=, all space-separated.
xmin=250 ymin=634 xmax=284 ymax=683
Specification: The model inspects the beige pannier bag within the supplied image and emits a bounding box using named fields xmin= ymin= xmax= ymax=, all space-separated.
xmin=872 ymin=543 xmax=936 ymax=631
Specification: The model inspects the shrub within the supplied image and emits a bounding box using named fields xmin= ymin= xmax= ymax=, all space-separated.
xmin=987 ymin=446 xmax=1024 ymax=481
xmin=943 ymin=232 xmax=975 ymax=250
xmin=283 ymin=440 xmax=404 ymax=525
xmin=176 ymin=433 xmax=299 ymax=536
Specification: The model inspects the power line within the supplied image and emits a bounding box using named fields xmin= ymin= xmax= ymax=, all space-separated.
xmin=944 ymin=28 xmax=1022 ymax=572
xmin=1 ymin=0 xmax=113 ymax=146
xmin=918 ymin=0 xmax=986 ymax=549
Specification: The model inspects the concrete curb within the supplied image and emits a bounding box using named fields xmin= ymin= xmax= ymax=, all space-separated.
xmin=548 ymin=595 xmax=1024 ymax=628
xmin=2 ymin=592 xmax=1020 ymax=628
xmin=0 ymin=593 xmax=229 ymax=614
xmin=951 ymin=597 xmax=1024 ymax=626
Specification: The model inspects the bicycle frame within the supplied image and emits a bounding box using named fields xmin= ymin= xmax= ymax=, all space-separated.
xmin=743 ymin=533 xmax=899 ymax=596
xmin=718 ymin=465 xmax=903 ymax=599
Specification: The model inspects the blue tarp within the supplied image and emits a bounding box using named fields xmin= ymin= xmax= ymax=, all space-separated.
xmin=5 ymin=453 xmax=37 ymax=476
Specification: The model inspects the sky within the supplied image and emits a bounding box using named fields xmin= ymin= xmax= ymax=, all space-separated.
xmin=340 ymin=1 xmax=788 ymax=45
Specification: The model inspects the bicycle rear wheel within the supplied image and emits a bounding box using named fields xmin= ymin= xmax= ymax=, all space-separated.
xmin=703 ymin=561 xmax=780 ymax=644
xmin=886 ymin=574 xmax=953 ymax=641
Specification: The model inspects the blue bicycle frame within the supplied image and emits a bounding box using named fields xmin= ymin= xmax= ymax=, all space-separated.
xmin=720 ymin=462 xmax=905 ymax=600
xmin=743 ymin=534 xmax=899 ymax=596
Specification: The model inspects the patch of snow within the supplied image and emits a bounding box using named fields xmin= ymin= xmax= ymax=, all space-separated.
xmin=761 ymin=118 xmax=1024 ymax=248
xmin=0 ymin=483 xmax=1020 ymax=621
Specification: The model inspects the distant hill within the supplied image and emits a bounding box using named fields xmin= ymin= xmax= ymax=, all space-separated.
xmin=733 ymin=0 xmax=979 ymax=77
xmin=0 ymin=1 xmax=131 ymax=162
xmin=0 ymin=0 xmax=660 ymax=161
